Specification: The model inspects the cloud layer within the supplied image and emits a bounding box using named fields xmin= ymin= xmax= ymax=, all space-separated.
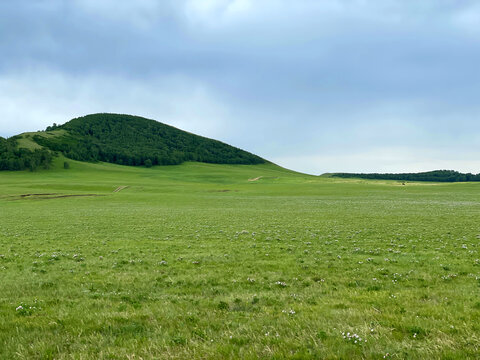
xmin=1 ymin=0 xmax=479 ymax=174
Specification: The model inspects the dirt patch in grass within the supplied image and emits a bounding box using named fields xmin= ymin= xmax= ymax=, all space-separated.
xmin=43 ymin=194 xmax=104 ymax=200
xmin=12 ymin=193 xmax=104 ymax=200
xmin=19 ymin=193 xmax=58 ymax=198
xmin=207 ymin=189 xmax=239 ymax=193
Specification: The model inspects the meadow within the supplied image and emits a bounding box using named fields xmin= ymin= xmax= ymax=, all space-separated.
xmin=1 ymin=158 xmax=479 ymax=359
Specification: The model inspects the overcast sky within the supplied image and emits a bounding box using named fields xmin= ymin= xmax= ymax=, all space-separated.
xmin=1 ymin=0 xmax=480 ymax=174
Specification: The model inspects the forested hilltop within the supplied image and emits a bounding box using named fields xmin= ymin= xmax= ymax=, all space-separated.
xmin=0 ymin=136 xmax=53 ymax=171
xmin=31 ymin=113 xmax=265 ymax=167
xmin=332 ymin=170 xmax=480 ymax=182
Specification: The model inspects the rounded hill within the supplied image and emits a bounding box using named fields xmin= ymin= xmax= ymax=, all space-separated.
xmin=33 ymin=113 xmax=266 ymax=167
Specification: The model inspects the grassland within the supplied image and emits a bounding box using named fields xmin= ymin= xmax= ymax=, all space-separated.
xmin=1 ymin=158 xmax=479 ymax=359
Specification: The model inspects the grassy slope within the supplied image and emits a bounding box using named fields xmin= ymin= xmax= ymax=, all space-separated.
xmin=0 ymin=160 xmax=479 ymax=359
xmin=15 ymin=130 xmax=67 ymax=150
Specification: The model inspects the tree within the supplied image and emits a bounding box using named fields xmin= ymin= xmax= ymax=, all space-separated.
xmin=144 ymin=159 xmax=153 ymax=168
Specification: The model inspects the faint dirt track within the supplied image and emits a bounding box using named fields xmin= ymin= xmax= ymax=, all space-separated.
xmin=113 ymin=186 xmax=128 ymax=193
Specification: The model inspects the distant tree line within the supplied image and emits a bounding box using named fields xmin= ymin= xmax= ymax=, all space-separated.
xmin=0 ymin=137 xmax=53 ymax=171
xmin=35 ymin=113 xmax=266 ymax=167
xmin=332 ymin=170 xmax=480 ymax=182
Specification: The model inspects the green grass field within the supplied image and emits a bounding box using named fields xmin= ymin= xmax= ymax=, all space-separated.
xmin=1 ymin=158 xmax=479 ymax=359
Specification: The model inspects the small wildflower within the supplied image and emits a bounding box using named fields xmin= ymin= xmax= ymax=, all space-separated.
xmin=342 ymin=331 xmax=365 ymax=345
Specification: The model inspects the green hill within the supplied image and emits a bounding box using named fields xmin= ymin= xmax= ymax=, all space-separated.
xmin=36 ymin=113 xmax=265 ymax=167
xmin=1 ymin=113 xmax=266 ymax=171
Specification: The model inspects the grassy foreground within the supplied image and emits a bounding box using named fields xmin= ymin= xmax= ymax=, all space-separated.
xmin=1 ymin=159 xmax=479 ymax=359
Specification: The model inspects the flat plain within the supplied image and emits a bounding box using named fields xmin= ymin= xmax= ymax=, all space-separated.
xmin=1 ymin=158 xmax=479 ymax=359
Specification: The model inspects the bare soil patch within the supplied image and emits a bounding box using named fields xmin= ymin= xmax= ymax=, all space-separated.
xmin=12 ymin=193 xmax=103 ymax=201
xmin=19 ymin=193 xmax=58 ymax=198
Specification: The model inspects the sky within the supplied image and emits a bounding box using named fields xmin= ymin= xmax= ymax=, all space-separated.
xmin=1 ymin=0 xmax=480 ymax=174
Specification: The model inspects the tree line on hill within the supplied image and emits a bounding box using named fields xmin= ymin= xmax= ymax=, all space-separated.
xmin=0 ymin=137 xmax=53 ymax=171
xmin=332 ymin=170 xmax=480 ymax=182
xmin=34 ymin=113 xmax=266 ymax=167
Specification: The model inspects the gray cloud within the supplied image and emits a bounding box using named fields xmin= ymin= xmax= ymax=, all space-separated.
xmin=1 ymin=1 xmax=479 ymax=173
